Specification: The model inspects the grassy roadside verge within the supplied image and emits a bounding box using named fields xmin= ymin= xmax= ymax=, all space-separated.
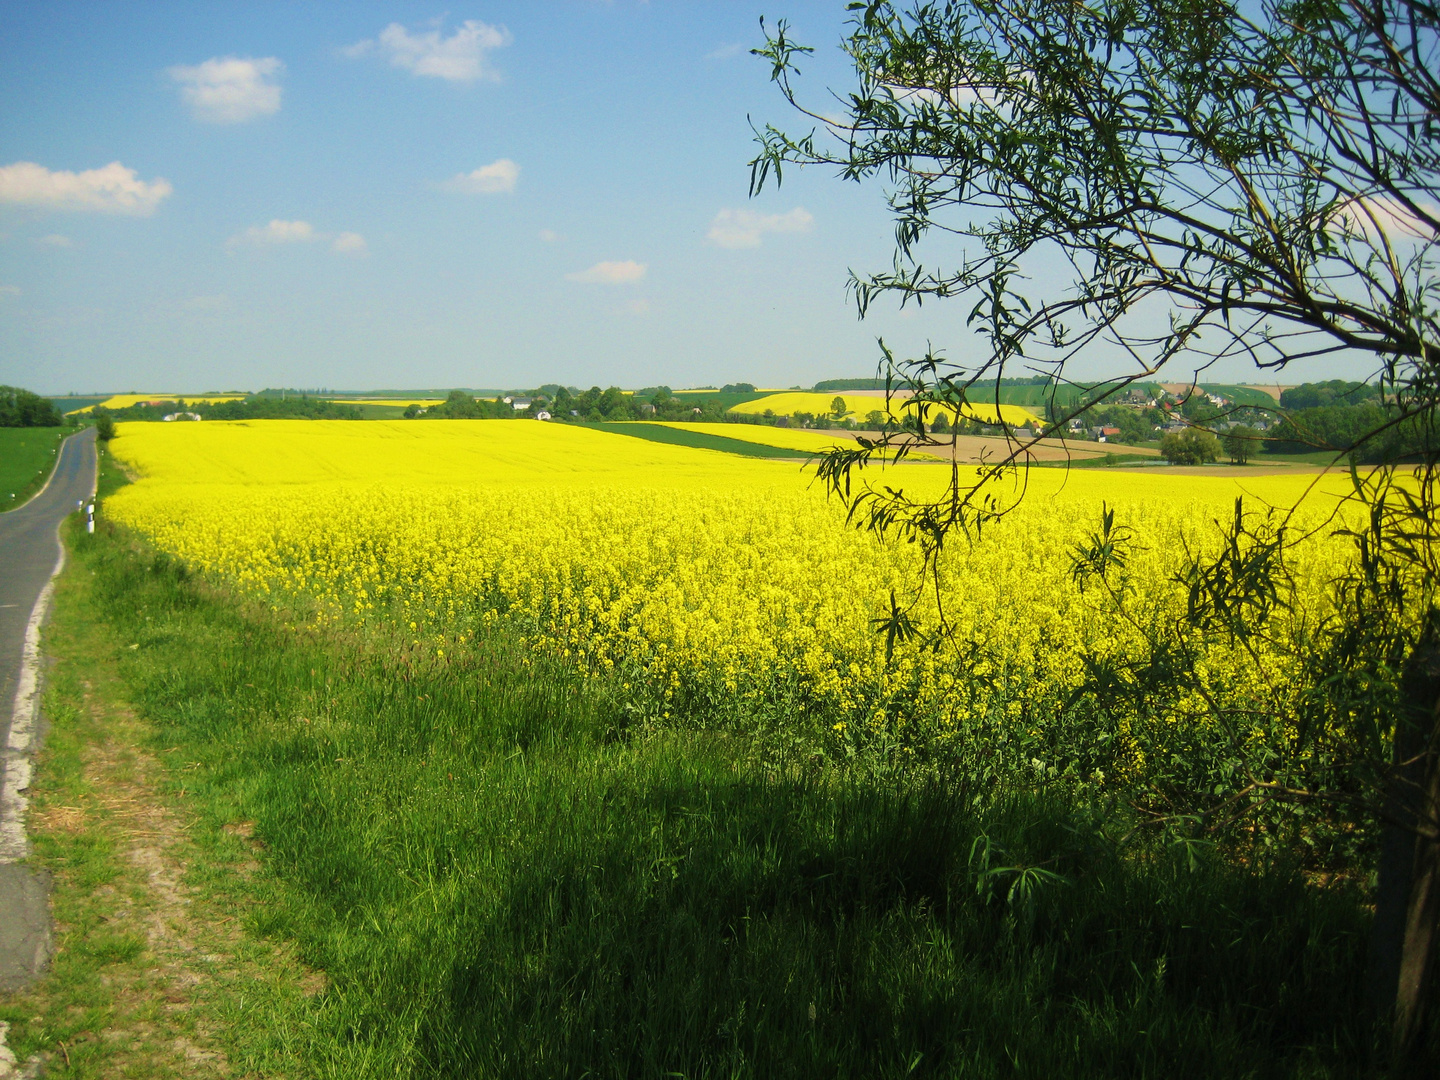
xmin=0 ymin=427 xmax=80 ymax=508
xmin=0 ymin=513 xmax=328 ymax=1077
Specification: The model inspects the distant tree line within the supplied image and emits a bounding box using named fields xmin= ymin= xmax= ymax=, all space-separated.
xmin=415 ymin=386 xmax=790 ymax=426
xmin=1050 ymin=380 xmax=1432 ymax=465
xmin=95 ymin=396 xmax=363 ymax=423
xmin=1 ymin=386 xmax=65 ymax=427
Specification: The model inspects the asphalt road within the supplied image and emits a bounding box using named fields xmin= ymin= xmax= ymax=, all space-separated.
xmin=0 ymin=426 xmax=95 ymax=992
xmin=0 ymin=428 xmax=95 ymax=726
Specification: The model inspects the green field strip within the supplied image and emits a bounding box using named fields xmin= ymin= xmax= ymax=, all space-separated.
xmin=49 ymin=396 xmax=111 ymax=415
xmin=351 ymin=403 xmax=416 ymax=419
xmin=1 ymin=426 xmax=77 ymax=508
xmin=588 ymin=422 xmax=809 ymax=458
xmin=670 ymin=390 xmax=776 ymax=409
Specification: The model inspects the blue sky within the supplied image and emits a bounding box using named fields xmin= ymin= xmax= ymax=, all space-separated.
xmin=0 ymin=2 xmax=1374 ymax=395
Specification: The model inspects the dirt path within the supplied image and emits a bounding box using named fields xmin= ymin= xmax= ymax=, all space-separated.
xmin=844 ymin=430 xmax=1159 ymax=463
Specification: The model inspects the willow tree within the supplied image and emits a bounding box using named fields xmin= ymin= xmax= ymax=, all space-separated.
xmin=751 ymin=0 xmax=1440 ymax=1062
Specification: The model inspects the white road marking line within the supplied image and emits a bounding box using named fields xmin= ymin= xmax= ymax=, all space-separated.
xmin=0 ymin=431 xmax=94 ymax=867
xmin=0 ymin=543 xmax=63 ymax=864
xmin=0 ymin=434 xmax=91 ymax=1077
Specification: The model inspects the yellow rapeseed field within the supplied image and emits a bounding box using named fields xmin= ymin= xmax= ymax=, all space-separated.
xmin=729 ymin=391 xmax=1041 ymax=427
xmin=67 ymin=393 xmax=246 ymax=415
xmin=337 ymin=398 xmax=446 ymax=407
xmin=106 ymin=419 xmax=1356 ymax=743
xmin=643 ymin=422 xmax=943 ymax=461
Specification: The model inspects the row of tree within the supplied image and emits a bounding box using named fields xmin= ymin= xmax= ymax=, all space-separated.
xmin=93 ymin=396 xmax=363 ymax=423
xmin=0 ymin=386 xmax=66 ymax=427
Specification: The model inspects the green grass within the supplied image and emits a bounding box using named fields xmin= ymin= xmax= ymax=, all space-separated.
xmin=1260 ymin=449 xmax=1355 ymax=466
xmin=48 ymin=508 xmax=1387 ymax=1077
xmin=0 ymin=425 xmax=77 ymax=508
xmin=1034 ymin=451 xmax=1164 ymax=468
xmin=350 ymin=402 xmax=415 ymax=419
xmin=47 ymin=396 xmax=111 ymax=415
xmin=588 ymin=421 xmax=809 ymax=459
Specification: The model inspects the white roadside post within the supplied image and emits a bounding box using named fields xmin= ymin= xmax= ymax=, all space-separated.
xmin=86 ymin=502 xmax=95 ymax=534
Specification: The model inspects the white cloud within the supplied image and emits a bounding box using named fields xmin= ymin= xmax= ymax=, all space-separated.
xmin=706 ymin=207 xmax=814 ymax=249
xmin=707 ymin=42 xmax=745 ymax=60
xmin=345 ymin=19 xmax=510 ymax=83
xmin=441 ymin=159 xmax=519 ymax=195
xmin=227 ymin=219 xmax=367 ymax=256
xmin=0 ymin=161 xmax=172 ymax=215
xmin=332 ymin=231 xmax=368 ymax=255
xmin=228 ymin=219 xmax=316 ymax=248
xmin=169 ymin=56 xmax=283 ymax=123
xmin=0 ymin=284 xmax=20 ymax=296
xmin=37 ymin=234 xmax=71 ymax=247
xmin=566 ymin=260 xmax=647 ymax=285
xmin=539 ymin=228 xmax=563 ymax=243
xmin=1331 ymin=194 xmax=1438 ymax=241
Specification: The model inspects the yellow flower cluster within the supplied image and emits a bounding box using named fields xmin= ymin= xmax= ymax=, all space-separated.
xmin=105 ymin=420 xmax=1357 ymax=740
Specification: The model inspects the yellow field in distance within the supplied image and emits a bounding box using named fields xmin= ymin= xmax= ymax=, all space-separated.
xmin=646 ymin=422 xmax=945 ymax=461
xmin=339 ymin=398 xmax=446 ymax=408
xmin=729 ymin=391 xmax=1041 ymax=427
xmin=107 ymin=418 xmax=819 ymax=489
xmin=66 ymin=393 xmax=247 ymax=415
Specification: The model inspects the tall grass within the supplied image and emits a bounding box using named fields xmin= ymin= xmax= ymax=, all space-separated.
xmin=73 ymin=523 xmax=1378 ymax=1077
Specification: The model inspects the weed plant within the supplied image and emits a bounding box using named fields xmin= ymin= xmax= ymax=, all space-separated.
xmin=69 ymin=521 xmax=1379 ymax=1077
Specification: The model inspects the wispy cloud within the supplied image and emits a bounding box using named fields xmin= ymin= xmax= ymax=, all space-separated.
xmin=707 ymin=207 xmax=813 ymax=249
xmin=707 ymin=42 xmax=745 ymax=60
xmin=0 ymin=161 xmax=172 ymax=215
xmin=1331 ymin=194 xmax=1438 ymax=241
xmin=344 ymin=19 xmax=510 ymax=83
xmin=566 ymin=260 xmax=646 ymax=285
xmin=226 ymin=219 xmax=367 ymax=255
xmin=37 ymin=234 xmax=72 ymax=248
xmin=0 ymin=284 xmax=20 ymax=296
xmin=539 ymin=228 xmax=563 ymax=243
xmin=169 ymin=56 xmax=283 ymax=123
xmin=228 ymin=219 xmax=316 ymax=247
xmin=441 ymin=159 xmax=519 ymax=194
xmin=332 ymin=231 xmax=368 ymax=255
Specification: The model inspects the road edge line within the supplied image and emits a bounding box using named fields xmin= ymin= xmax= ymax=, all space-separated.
xmin=0 ymin=543 xmax=64 ymax=865
xmin=0 ymin=429 xmax=94 ymax=859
